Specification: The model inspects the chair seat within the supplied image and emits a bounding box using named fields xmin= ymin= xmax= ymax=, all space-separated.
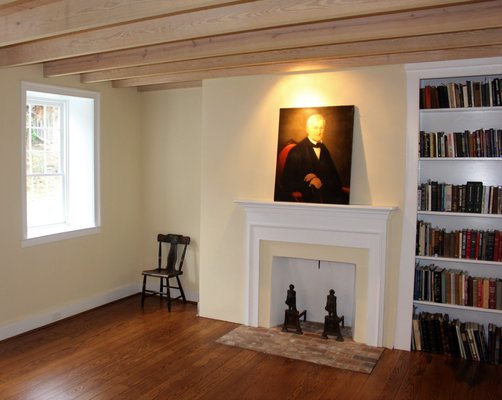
xmin=142 ymin=268 xmax=183 ymax=278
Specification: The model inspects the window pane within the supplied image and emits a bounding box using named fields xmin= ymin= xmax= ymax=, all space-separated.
xmin=26 ymin=99 xmax=66 ymax=230
xmin=30 ymin=127 xmax=45 ymax=150
xmin=29 ymin=151 xmax=45 ymax=173
xmin=45 ymin=128 xmax=60 ymax=152
xmin=27 ymin=175 xmax=65 ymax=227
xmin=31 ymin=105 xmax=44 ymax=127
xmin=46 ymin=105 xmax=60 ymax=128
xmin=45 ymin=152 xmax=60 ymax=173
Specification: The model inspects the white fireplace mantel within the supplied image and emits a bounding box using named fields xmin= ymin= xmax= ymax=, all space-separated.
xmin=236 ymin=200 xmax=395 ymax=347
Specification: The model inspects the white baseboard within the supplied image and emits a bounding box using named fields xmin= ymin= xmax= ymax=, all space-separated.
xmin=1 ymin=283 xmax=200 ymax=341
xmin=0 ymin=283 xmax=138 ymax=341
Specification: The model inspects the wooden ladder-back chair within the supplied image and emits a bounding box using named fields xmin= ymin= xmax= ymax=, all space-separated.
xmin=141 ymin=233 xmax=190 ymax=311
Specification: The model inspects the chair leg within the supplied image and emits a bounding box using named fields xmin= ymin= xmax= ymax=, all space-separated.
xmin=166 ymin=278 xmax=172 ymax=312
xmin=159 ymin=277 xmax=165 ymax=301
xmin=141 ymin=275 xmax=147 ymax=308
xmin=176 ymin=276 xmax=187 ymax=303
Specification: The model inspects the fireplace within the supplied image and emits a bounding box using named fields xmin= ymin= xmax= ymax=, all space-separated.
xmin=237 ymin=200 xmax=394 ymax=347
xmin=267 ymin=256 xmax=356 ymax=332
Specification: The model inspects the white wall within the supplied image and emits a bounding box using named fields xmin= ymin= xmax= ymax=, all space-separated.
xmin=198 ymin=67 xmax=406 ymax=347
xmin=0 ymin=65 xmax=142 ymax=339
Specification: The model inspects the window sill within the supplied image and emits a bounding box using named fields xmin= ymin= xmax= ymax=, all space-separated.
xmin=22 ymin=225 xmax=100 ymax=247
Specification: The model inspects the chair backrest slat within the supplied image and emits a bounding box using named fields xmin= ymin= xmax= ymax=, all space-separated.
xmin=157 ymin=233 xmax=190 ymax=273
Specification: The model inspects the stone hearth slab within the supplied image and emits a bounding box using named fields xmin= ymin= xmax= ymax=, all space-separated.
xmin=216 ymin=322 xmax=383 ymax=374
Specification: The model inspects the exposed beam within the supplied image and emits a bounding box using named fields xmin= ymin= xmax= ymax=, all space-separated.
xmin=112 ymin=44 xmax=502 ymax=88
xmin=81 ymin=28 xmax=502 ymax=83
xmin=0 ymin=0 xmax=483 ymax=66
xmin=0 ymin=0 xmax=247 ymax=46
xmin=44 ymin=1 xmax=502 ymax=77
xmin=138 ymin=81 xmax=203 ymax=92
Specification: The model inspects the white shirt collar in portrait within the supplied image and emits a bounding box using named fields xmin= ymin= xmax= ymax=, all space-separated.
xmin=308 ymin=138 xmax=321 ymax=159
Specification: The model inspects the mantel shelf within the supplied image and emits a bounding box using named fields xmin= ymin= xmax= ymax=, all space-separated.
xmin=235 ymin=199 xmax=396 ymax=217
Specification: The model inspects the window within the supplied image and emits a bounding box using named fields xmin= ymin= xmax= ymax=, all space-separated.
xmin=22 ymin=82 xmax=100 ymax=245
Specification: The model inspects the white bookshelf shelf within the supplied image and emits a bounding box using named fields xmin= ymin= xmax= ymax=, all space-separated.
xmin=415 ymin=255 xmax=502 ymax=267
xmin=420 ymin=107 xmax=502 ymax=114
xmin=414 ymin=300 xmax=502 ymax=315
xmin=417 ymin=211 xmax=502 ymax=219
xmin=419 ymin=157 xmax=502 ymax=161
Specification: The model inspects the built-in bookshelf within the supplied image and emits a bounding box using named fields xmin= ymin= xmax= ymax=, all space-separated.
xmin=396 ymin=58 xmax=502 ymax=355
xmin=411 ymin=70 xmax=502 ymax=362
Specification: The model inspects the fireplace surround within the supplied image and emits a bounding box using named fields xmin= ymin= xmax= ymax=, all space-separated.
xmin=237 ymin=200 xmax=395 ymax=347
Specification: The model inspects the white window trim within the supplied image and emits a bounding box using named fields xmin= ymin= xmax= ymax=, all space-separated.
xmin=21 ymin=81 xmax=101 ymax=246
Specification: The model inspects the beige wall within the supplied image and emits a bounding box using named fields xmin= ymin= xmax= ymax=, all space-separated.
xmin=140 ymin=89 xmax=202 ymax=299
xmin=0 ymin=63 xmax=406 ymax=348
xmin=0 ymin=65 xmax=142 ymax=335
xmin=198 ymin=67 xmax=406 ymax=347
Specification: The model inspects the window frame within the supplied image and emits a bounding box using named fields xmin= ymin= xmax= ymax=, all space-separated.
xmin=21 ymin=82 xmax=101 ymax=246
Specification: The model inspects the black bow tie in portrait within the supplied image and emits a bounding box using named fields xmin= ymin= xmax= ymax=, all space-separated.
xmin=312 ymin=142 xmax=322 ymax=148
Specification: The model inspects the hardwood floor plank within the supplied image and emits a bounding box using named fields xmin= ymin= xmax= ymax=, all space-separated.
xmin=1 ymin=295 xmax=501 ymax=400
xmin=105 ymin=321 xmax=241 ymax=398
xmin=33 ymin=311 xmax=224 ymax=399
xmin=349 ymin=349 xmax=406 ymax=399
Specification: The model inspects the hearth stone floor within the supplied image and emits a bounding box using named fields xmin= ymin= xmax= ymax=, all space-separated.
xmin=216 ymin=321 xmax=383 ymax=374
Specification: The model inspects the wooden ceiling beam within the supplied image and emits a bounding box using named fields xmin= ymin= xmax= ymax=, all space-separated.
xmin=80 ymin=28 xmax=502 ymax=83
xmin=137 ymin=81 xmax=203 ymax=92
xmin=0 ymin=0 xmax=247 ymax=46
xmin=0 ymin=0 xmax=483 ymax=67
xmin=44 ymin=1 xmax=502 ymax=77
xmin=112 ymin=44 xmax=502 ymax=89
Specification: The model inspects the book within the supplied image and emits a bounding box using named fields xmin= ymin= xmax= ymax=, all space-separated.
xmin=496 ymin=279 xmax=502 ymax=310
xmin=460 ymin=323 xmax=473 ymax=360
xmin=489 ymin=278 xmax=497 ymax=309
xmin=473 ymin=81 xmax=482 ymax=107
xmin=454 ymin=319 xmax=466 ymax=359
xmin=412 ymin=313 xmax=422 ymax=351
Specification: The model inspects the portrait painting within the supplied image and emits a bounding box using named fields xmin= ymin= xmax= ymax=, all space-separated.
xmin=274 ymin=105 xmax=355 ymax=204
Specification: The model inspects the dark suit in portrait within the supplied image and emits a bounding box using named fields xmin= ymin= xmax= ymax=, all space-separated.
xmin=282 ymin=137 xmax=345 ymax=204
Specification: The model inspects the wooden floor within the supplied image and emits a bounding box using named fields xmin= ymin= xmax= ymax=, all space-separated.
xmin=0 ymin=295 xmax=501 ymax=400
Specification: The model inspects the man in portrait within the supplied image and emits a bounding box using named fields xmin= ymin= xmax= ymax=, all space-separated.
xmin=275 ymin=106 xmax=354 ymax=204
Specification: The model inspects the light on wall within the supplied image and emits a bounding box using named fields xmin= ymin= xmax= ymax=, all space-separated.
xmin=280 ymin=74 xmax=332 ymax=108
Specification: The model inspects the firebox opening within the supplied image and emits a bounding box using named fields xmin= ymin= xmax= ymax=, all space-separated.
xmin=269 ymin=257 xmax=356 ymax=334
xmin=258 ymin=240 xmax=369 ymax=343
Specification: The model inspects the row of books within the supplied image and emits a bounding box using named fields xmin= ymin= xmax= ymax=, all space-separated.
xmin=417 ymin=180 xmax=502 ymax=214
xmin=420 ymin=77 xmax=502 ymax=109
xmin=414 ymin=263 xmax=502 ymax=309
xmin=416 ymin=221 xmax=502 ymax=261
xmin=419 ymin=129 xmax=502 ymax=158
xmin=411 ymin=312 xmax=502 ymax=364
